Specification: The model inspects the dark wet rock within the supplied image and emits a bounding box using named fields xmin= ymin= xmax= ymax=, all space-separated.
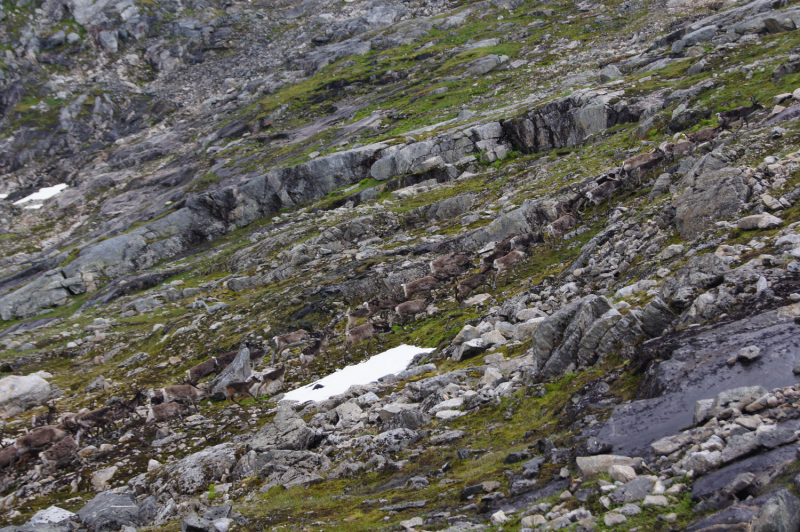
xmin=659 ymin=253 xmax=729 ymax=313
xmin=640 ymin=297 xmax=676 ymax=337
xmin=597 ymin=306 xmax=800 ymax=457
xmin=692 ymin=445 xmax=797 ymax=501
xmin=756 ymin=426 xmax=797 ymax=450
xmin=504 ymin=450 xmax=531 ymax=464
xmin=750 ymin=489 xmax=800 ymax=532
xmin=521 ymin=457 xmax=545 ymax=478
xmin=497 ymin=479 xmax=569 ymax=513
xmin=576 ymin=438 xmax=614 ymax=457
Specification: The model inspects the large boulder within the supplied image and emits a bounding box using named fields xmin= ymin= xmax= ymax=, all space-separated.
xmin=209 ymin=346 xmax=251 ymax=399
xmin=247 ymin=403 xmax=315 ymax=452
xmin=76 ymin=491 xmax=149 ymax=532
xmin=148 ymin=443 xmax=242 ymax=495
xmin=750 ymin=489 xmax=800 ymax=532
xmin=0 ymin=268 xmax=85 ymax=321
xmin=0 ymin=374 xmax=52 ymax=418
xmin=673 ymin=167 xmax=750 ymax=238
xmin=659 ymin=253 xmax=730 ymax=313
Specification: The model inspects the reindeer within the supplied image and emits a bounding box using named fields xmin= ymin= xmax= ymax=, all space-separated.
xmin=40 ymin=436 xmax=78 ymax=472
xmin=256 ymin=364 xmax=287 ymax=396
xmin=430 ymin=253 xmax=471 ymax=280
xmin=394 ymin=298 xmax=432 ymax=325
xmin=14 ymin=425 xmax=70 ymax=467
xmin=63 ymin=407 xmax=118 ymax=439
xmin=224 ymin=376 xmax=263 ymax=406
xmin=159 ymin=385 xmax=207 ymax=413
xmin=0 ymin=445 xmax=17 ymax=470
xmin=718 ymin=96 xmax=764 ymax=131
xmin=480 ymin=249 xmax=506 ymax=273
xmin=687 ymin=126 xmax=721 ymax=144
xmin=542 ymin=215 xmax=579 ymax=247
xmin=146 ymin=402 xmax=192 ymax=428
xmin=346 ymin=321 xmax=393 ymax=354
xmin=556 ymin=187 xmax=587 ymax=217
xmin=511 ymin=232 xmax=543 ymax=252
xmin=300 ymin=333 xmax=331 ymax=374
xmin=32 ymin=404 xmax=58 ymax=428
xmin=454 ymin=271 xmax=494 ymax=303
xmin=622 ymin=147 xmax=665 ymax=185
xmin=346 ymin=304 xmax=372 ymax=334
xmin=401 ymin=276 xmax=440 ymax=300
xmin=585 ymin=177 xmax=622 ymax=206
xmin=185 ymin=357 xmax=220 ymax=386
xmin=367 ymin=296 xmax=404 ymax=323
xmin=493 ymin=250 xmax=526 ymax=289
xmin=273 ymin=330 xmax=312 ymax=363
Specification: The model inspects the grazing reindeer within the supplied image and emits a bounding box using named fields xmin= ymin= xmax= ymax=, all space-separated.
xmin=346 ymin=304 xmax=372 ymax=334
xmin=493 ymin=250 xmax=526 ymax=289
xmin=0 ymin=445 xmax=17 ymax=470
xmin=454 ymin=271 xmax=494 ymax=303
xmin=63 ymin=407 xmax=119 ymax=439
xmin=687 ymin=126 xmax=721 ymax=144
xmin=494 ymin=235 xmax=517 ymax=254
xmin=14 ymin=425 xmax=70 ymax=467
xmin=32 ymin=404 xmax=58 ymax=428
xmin=346 ymin=321 xmax=393 ymax=353
xmin=542 ymin=215 xmax=579 ymax=247
xmin=555 ymin=188 xmax=587 ymax=217
xmin=394 ymin=298 xmax=432 ymax=325
xmin=146 ymin=402 xmax=192 ymax=427
xmin=480 ymin=249 xmax=506 ymax=273
xmin=585 ymin=177 xmax=622 ymax=206
xmin=40 ymin=436 xmax=78 ymax=472
xmin=301 ymin=332 xmax=331 ymax=374
xmin=718 ymin=97 xmax=763 ymax=131
xmin=224 ymin=376 xmax=262 ymax=406
xmin=185 ymin=357 xmax=220 ymax=386
xmin=367 ymin=296 xmax=404 ymax=323
xmin=401 ymin=276 xmax=440 ymax=299
xmin=273 ymin=330 xmax=312 ymax=363
xmin=256 ymin=364 xmax=287 ymax=396
xmin=430 ymin=253 xmax=471 ymax=280
xmin=511 ymin=232 xmax=543 ymax=252
xmin=160 ymin=385 xmax=207 ymax=413
xmin=622 ymin=147 xmax=665 ymax=185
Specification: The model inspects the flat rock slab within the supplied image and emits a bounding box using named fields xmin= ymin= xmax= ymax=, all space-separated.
xmin=379 ymin=500 xmax=426 ymax=512
xmin=596 ymin=306 xmax=800 ymax=457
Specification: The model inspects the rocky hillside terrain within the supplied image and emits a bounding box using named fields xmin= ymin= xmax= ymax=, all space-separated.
xmin=4 ymin=0 xmax=800 ymax=529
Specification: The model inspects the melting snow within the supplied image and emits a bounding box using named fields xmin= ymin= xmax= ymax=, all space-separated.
xmin=0 ymin=194 xmax=7 ymax=199
xmin=13 ymin=184 xmax=68 ymax=206
xmin=282 ymin=344 xmax=435 ymax=404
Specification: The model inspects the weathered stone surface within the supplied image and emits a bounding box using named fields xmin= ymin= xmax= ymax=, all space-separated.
xmin=576 ymin=455 xmax=641 ymax=476
xmin=149 ymin=443 xmax=241 ymax=495
xmin=609 ymin=476 xmax=656 ymax=504
xmin=248 ymin=404 xmax=315 ymax=452
xmin=673 ymin=168 xmax=750 ymax=238
xmin=77 ymin=491 xmax=140 ymax=532
xmin=209 ymin=346 xmax=251 ymax=399
xmin=750 ymin=489 xmax=800 ymax=532
xmin=374 ymin=428 xmax=420 ymax=452
xmin=0 ymin=374 xmax=52 ymax=418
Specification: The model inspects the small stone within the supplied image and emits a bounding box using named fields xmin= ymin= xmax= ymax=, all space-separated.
xmin=490 ymin=510 xmax=507 ymax=525
xmin=560 ymin=490 xmax=573 ymax=500
xmin=737 ymin=345 xmax=761 ymax=362
xmin=604 ymin=512 xmax=627 ymax=526
xmin=609 ymin=465 xmax=637 ymax=483
xmin=643 ymin=495 xmax=669 ymax=507
xmin=147 ymin=459 xmax=161 ymax=472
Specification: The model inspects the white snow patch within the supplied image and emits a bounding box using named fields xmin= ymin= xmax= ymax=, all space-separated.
xmin=23 ymin=204 xmax=44 ymax=210
xmin=282 ymin=344 xmax=435 ymax=404
xmin=0 ymin=194 xmax=7 ymax=199
xmin=13 ymin=184 xmax=68 ymax=205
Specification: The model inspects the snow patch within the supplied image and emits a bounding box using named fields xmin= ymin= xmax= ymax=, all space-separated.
xmin=282 ymin=344 xmax=435 ymax=404
xmin=0 ymin=194 xmax=7 ymax=199
xmin=13 ymin=184 xmax=69 ymax=206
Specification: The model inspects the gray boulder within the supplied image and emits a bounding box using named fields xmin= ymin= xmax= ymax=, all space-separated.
xmin=374 ymin=428 xmax=420 ymax=452
xmin=673 ymin=167 xmax=750 ymax=238
xmin=149 ymin=443 xmax=241 ymax=495
xmin=248 ymin=403 xmax=315 ymax=452
xmin=76 ymin=491 xmax=140 ymax=532
xmin=750 ymin=489 xmax=800 ymax=532
xmin=209 ymin=346 xmax=251 ymax=399
xmin=0 ymin=374 xmax=52 ymax=418
xmin=640 ymin=297 xmax=676 ymax=337
xmin=465 ymin=54 xmax=508 ymax=76
xmin=382 ymin=409 xmax=431 ymax=431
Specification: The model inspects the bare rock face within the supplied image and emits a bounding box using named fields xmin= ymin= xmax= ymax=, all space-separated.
xmin=673 ymin=167 xmax=750 ymax=238
xmin=209 ymin=346 xmax=251 ymax=399
xmin=247 ymin=403 xmax=315 ymax=452
xmin=149 ymin=443 xmax=242 ymax=495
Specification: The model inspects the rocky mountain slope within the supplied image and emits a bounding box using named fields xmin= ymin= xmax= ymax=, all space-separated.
xmin=3 ymin=0 xmax=800 ymax=530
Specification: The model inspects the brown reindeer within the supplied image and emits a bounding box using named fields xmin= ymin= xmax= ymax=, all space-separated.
xmin=585 ymin=177 xmax=622 ymax=206
xmin=256 ymin=364 xmax=287 ymax=396
xmin=622 ymin=147 xmax=665 ymax=184
xmin=454 ymin=271 xmax=494 ymax=303
xmin=346 ymin=321 xmax=393 ymax=353
xmin=687 ymin=126 xmax=720 ymax=144
xmin=224 ymin=376 xmax=262 ymax=406
xmin=493 ymin=250 xmax=526 ymax=289
xmin=40 ymin=436 xmax=78 ymax=472
xmin=301 ymin=333 xmax=331 ymax=374
xmin=555 ymin=188 xmax=587 ymax=217
xmin=160 ymin=385 xmax=207 ymax=413
xmin=32 ymin=404 xmax=58 ymax=428
xmin=63 ymin=407 xmax=119 ymax=439
xmin=367 ymin=296 xmax=404 ymax=323
xmin=430 ymin=253 xmax=471 ymax=280
xmin=185 ymin=356 xmax=220 ymax=386
xmin=15 ymin=425 xmax=70 ymax=467
xmin=718 ymin=97 xmax=763 ymax=131
xmin=542 ymin=215 xmax=579 ymax=247
xmin=346 ymin=304 xmax=372 ymax=334
xmin=146 ymin=402 xmax=192 ymax=427
xmin=511 ymin=232 xmax=544 ymax=252
xmin=394 ymin=298 xmax=432 ymax=325
xmin=401 ymin=276 xmax=440 ymax=299
xmin=0 ymin=445 xmax=17 ymax=470
xmin=480 ymin=249 xmax=506 ymax=273
xmin=273 ymin=330 xmax=312 ymax=363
